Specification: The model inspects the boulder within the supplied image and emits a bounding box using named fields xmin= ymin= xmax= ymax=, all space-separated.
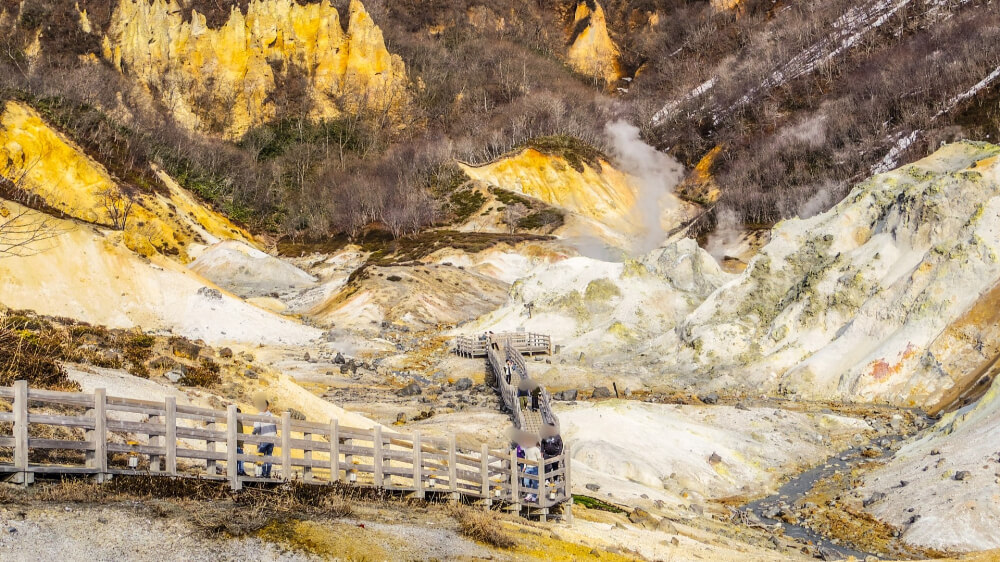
xmin=700 ymin=392 xmax=719 ymax=405
xmin=708 ymin=452 xmax=722 ymax=465
xmin=397 ymin=383 xmax=422 ymax=397
xmin=218 ymin=347 xmax=233 ymax=359
xmin=288 ymin=408 xmax=306 ymax=421
xmin=585 ymin=482 xmax=601 ymax=492
xmin=628 ymin=508 xmax=657 ymax=527
xmin=165 ymin=370 xmax=183 ymax=383
xmin=954 ymin=470 xmax=971 ymax=481
xmin=592 ymin=386 xmax=612 ymax=398
xmin=555 ymin=389 xmax=579 ymax=401
xmin=334 ymin=352 xmax=346 ymax=364
xmin=172 ymin=340 xmax=201 ymax=360
xmin=453 ymin=377 xmax=473 ymax=391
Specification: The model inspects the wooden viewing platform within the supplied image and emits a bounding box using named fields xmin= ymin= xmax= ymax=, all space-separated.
xmin=455 ymin=332 xmax=552 ymax=358
xmin=457 ymin=333 xmax=559 ymax=435
xmin=0 ymin=381 xmax=571 ymax=520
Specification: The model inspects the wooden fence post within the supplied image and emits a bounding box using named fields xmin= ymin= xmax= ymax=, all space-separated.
xmin=165 ymin=396 xmax=177 ymax=476
xmin=448 ymin=433 xmax=458 ymax=502
xmin=281 ymin=411 xmax=291 ymax=480
xmin=303 ymin=431 xmax=313 ymax=483
xmin=412 ymin=431 xmax=423 ymax=498
xmin=373 ymin=425 xmax=383 ymax=488
xmin=538 ymin=452 xmax=547 ymax=512
xmin=13 ymin=380 xmax=28 ymax=484
xmin=226 ymin=405 xmax=240 ymax=491
xmin=510 ymin=448 xmax=520 ymax=512
xmin=329 ymin=419 xmax=340 ymax=483
xmin=480 ymin=444 xmax=490 ymax=507
xmin=564 ymin=443 xmax=573 ymax=522
xmin=206 ymin=417 xmax=217 ymax=477
xmin=93 ymin=388 xmax=107 ymax=482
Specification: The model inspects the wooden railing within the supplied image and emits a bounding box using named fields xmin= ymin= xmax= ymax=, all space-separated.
xmin=481 ymin=336 xmax=560 ymax=434
xmin=455 ymin=332 xmax=552 ymax=358
xmin=0 ymin=381 xmax=571 ymax=518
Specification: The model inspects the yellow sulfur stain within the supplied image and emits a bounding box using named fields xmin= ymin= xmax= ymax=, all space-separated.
xmin=102 ymin=0 xmax=408 ymax=139
xmin=460 ymin=148 xmax=639 ymax=234
xmin=0 ymin=101 xmax=254 ymax=261
xmin=567 ymin=1 xmax=621 ymax=84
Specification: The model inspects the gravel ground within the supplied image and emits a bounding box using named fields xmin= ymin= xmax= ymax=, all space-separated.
xmin=0 ymin=504 xmax=309 ymax=561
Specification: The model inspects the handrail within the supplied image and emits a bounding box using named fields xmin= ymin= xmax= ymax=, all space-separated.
xmin=456 ymin=332 xmax=551 ymax=358
xmin=0 ymin=381 xmax=571 ymax=518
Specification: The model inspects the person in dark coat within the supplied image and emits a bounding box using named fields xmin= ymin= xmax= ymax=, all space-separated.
xmin=540 ymin=423 xmax=563 ymax=476
xmin=530 ymin=385 xmax=541 ymax=411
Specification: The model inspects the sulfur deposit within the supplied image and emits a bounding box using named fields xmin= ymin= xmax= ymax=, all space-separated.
xmin=101 ymin=0 xmax=408 ymax=138
xmin=0 ymin=101 xmax=252 ymax=260
xmin=567 ymin=1 xmax=621 ymax=84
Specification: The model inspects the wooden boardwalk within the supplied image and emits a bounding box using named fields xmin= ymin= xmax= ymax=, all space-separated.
xmin=0 ymin=381 xmax=571 ymax=520
xmin=457 ymin=333 xmax=559 ymax=435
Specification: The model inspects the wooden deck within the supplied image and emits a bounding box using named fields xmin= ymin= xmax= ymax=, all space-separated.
xmin=0 ymin=381 xmax=571 ymax=520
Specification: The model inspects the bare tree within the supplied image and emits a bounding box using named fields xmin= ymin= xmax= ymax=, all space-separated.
xmin=502 ymin=203 xmax=529 ymax=233
xmin=99 ymin=186 xmax=135 ymax=231
xmin=0 ymin=202 xmax=59 ymax=258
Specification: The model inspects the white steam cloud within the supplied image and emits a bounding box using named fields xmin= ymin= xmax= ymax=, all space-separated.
xmin=706 ymin=206 xmax=742 ymax=261
xmin=604 ymin=120 xmax=685 ymax=254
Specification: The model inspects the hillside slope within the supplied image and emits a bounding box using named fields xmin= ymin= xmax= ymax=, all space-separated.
xmin=651 ymin=141 xmax=1000 ymax=409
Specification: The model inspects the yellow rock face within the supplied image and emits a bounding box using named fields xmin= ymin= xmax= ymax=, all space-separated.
xmin=0 ymin=101 xmax=253 ymax=261
xmin=460 ymin=148 xmax=637 ymax=234
xmin=567 ymin=1 xmax=621 ymax=84
xmin=102 ymin=0 xmax=408 ymax=138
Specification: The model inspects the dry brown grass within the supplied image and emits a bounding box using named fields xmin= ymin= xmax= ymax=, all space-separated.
xmin=451 ymin=505 xmax=517 ymax=549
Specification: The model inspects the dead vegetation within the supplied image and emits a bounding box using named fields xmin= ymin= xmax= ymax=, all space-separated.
xmin=450 ymin=505 xmax=517 ymax=549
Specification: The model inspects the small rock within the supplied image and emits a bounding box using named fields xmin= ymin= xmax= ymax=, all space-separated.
xmin=148 ymin=356 xmax=178 ymax=370
xmin=395 ymin=413 xmax=406 ymax=424
xmin=397 ymin=383 xmax=422 ymax=397
xmin=303 ymin=352 xmax=311 ymax=362
xmin=165 ymin=370 xmax=183 ymax=383
xmin=288 ymin=408 xmax=306 ymax=421
xmin=334 ymin=352 xmax=346 ymax=364
xmin=244 ymin=369 xmax=258 ymax=379
xmin=930 ymin=449 xmax=941 ymax=456
xmin=7 ymin=527 xmax=16 ymax=534
xmin=453 ymin=377 xmax=473 ymax=391
xmin=556 ymin=389 xmax=579 ymax=401
xmin=628 ymin=507 xmax=656 ymax=526
xmin=700 ymin=392 xmax=719 ymax=405
xmin=585 ymin=483 xmax=601 ymax=492
xmin=671 ymin=537 xmax=680 ymax=546
xmin=197 ymin=286 xmax=222 ymax=300
xmin=709 ymin=452 xmax=722 ymax=465
xmin=954 ymin=470 xmax=971 ymax=481
xmin=218 ymin=347 xmax=233 ymax=359
xmin=863 ymin=491 xmax=886 ymax=507
xmin=817 ymin=546 xmax=839 ymax=561
xmin=592 ymin=386 xmax=612 ymax=399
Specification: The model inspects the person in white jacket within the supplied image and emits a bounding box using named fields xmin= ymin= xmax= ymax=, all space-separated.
xmin=522 ymin=439 xmax=542 ymax=502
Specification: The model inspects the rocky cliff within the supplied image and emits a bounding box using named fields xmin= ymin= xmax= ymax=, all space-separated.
xmin=101 ymin=0 xmax=408 ymax=138
xmin=566 ymin=1 xmax=621 ymax=84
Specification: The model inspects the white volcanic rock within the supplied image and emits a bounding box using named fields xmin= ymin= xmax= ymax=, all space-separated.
xmin=652 ymin=141 xmax=1000 ymax=408
xmin=860 ymin=376 xmax=1000 ymax=552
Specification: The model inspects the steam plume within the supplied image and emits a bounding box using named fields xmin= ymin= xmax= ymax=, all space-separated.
xmin=604 ymin=121 xmax=685 ymax=254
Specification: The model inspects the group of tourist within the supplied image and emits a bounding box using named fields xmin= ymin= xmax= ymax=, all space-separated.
xmin=511 ymin=424 xmax=564 ymax=503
